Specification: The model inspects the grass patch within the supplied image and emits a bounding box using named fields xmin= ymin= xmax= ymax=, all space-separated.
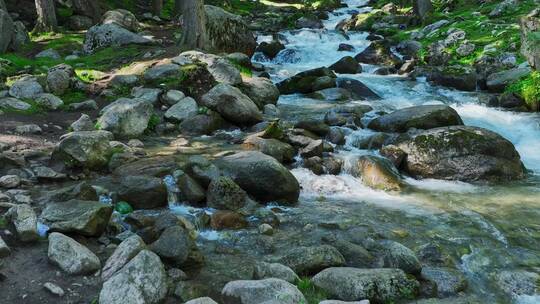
xmin=296 ymin=277 xmax=328 ymax=304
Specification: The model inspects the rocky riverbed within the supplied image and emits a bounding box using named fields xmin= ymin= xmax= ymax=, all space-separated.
xmin=0 ymin=0 xmax=539 ymax=303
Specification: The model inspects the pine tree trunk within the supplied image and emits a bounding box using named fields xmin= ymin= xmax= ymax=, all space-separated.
xmin=152 ymin=0 xmax=163 ymax=16
xmin=34 ymin=0 xmax=57 ymax=33
xmin=0 ymin=0 xmax=7 ymax=12
xmin=174 ymin=0 xmax=182 ymax=17
xmin=180 ymin=0 xmax=206 ymax=49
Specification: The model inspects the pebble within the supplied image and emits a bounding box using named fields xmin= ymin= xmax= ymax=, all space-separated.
xmin=259 ymin=223 xmax=274 ymax=235
xmin=43 ymin=282 xmax=65 ymax=297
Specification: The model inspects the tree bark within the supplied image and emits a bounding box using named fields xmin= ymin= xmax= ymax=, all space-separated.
xmin=0 ymin=0 xmax=7 ymax=12
xmin=72 ymin=0 xmax=101 ymax=22
xmin=174 ymin=0 xmax=182 ymax=17
xmin=34 ymin=0 xmax=58 ymax=33
xmin=152 ymin=0 xmax=163 ymax=16
xmin=180 ymin=0 xmax=206 ymax=49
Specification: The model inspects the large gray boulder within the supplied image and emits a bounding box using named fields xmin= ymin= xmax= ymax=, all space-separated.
xmin=97 ymin=98 xmax=153 ymax=138
xmin=222 ymin=278 xmax=306 ymax=304
xmin=206 ymin=176 xmax=247 ymax=211
xmin=276 ymin=67 xmax=336 ymax=94
xmin=253 ymin=262 xmax=300 ymax=283
xmin=41 ymin=200 xmax=113 ymax=236
xmin=239 ymin=77 xmax=280 ymax=109
xmin=0 ymin=97 xmax=31 ymax=111
xmin=83 ymin=23 xmax=151 ymax=54
xmin=164 ymin=97 xmax=198 ymax=123
xmin=395 ymin=126 xmax=526 ymax=182
xmin=178 ymin=51 xmax=242 ymax=85
xmin=204 ymin=5 xmax=257 ymax=56
xmin=216 ymin=151 xmax=300 ymax=204
xmin=99 ymin=250 xmax=168 ymax=304
xmin=276 ymin=245 xmax=346 ymax=275
xmin=421 ymin=267 xmax=467 ymax=297
xmin=35 ymin=93 xmax=64 ymax=110
xmin=379 ymin=241 xmax=422 ymax=275
xmin=9 ymin=76 xmax=44 ymax=99
xmin=149 ymin=225 xmax=191 ymax=266
xmin=52 ymin=130 xmax=113 ymax=169
xmin=48 ymin=232 xmax=101 ymax=275
xmin=101 ymin=9 xmax=139 ymax=32
xmin=47 ymin=70 xmax=71 ymax=96
xmin=368 ymin=105 xmax=463 ymax=132
xmin=520 ymin=9 xmax=540 ymax=70
xmin=6 ymin=204 xmax=38 ymax=242
xmin=102 ymin=234 xmax=146 ymax=280
xmin=486 ymin=66 xmax=532 ymax=92
xmin=0 ymin=9 xmax=13 ymax=53
xmin=201 ymin=84 xmax=262 ymax=126
xmin=312 ymin=267 xmax=419 ymax=302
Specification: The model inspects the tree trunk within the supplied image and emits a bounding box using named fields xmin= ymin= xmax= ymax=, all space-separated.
xmin=180 ymin=0 xmax=206 ymax=49
xmin=152 ymin=0 xmax=163 ymax=16
xmin=0 ymin=0 xmax=7 ymax=12
xmin=174 ymin=0 xmax=182 ymax=17
xmin=72 ymin=0 xmax=101 ymax=22
xmin=34 ymin=0 xmax=57 ymax=33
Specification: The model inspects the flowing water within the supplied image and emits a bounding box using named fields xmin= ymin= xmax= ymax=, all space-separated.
xmin=251 ymin=0 xmax=540 ymax=302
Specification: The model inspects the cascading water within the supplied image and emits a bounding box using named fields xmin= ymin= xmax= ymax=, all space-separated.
xmin=254 ymin=0 xmax=540 ymax=302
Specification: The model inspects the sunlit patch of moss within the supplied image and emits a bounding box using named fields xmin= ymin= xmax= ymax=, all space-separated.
xmin=506 ymin=71 xmax=540 ymax=109
xmin=76 ymin=69 xmax=107 ymax=83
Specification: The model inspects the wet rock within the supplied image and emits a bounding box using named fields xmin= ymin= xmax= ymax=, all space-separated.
xmin=52 ymin=130 xmax=113 ymax=170
xmin=35 ymin=93 xmax=64 ymax=110
xmin=396 ymin=126 xmax=526 ymax=182
xmin=368 ymin=105 xmax=463 ymax=133
xmin=71 ymin=114 xmax=94 ymax=132
xmin=149 ymin=225 xmax=191 ymax=266
xmin=239 ymin=77 xmax=280 ymax=109
xmin=355 ymin=40 xmax=401 ymax=67
xmin=217 ymin=151 xmax=300 ymax=204
xmin=329 ymin=56 xmax=361 ymax=74
xmin=353 ymin=155 xmax=403 ymax=191
xmin=296 ymin=16 xmax=324 ymax=29
xmin=48 ymin=232 xmax=101 ymax=275
xmin=486 ymin=66 xmax=532 ymax=92
xmin=253 ymin=262 xmax=300 ymax=283
xmin=243 ymin=134 xmax=295 ymax=163
xmin=300 ymin=139 xmax=324 ymax=158
xmin=210 ymin=210 xmax=247 ymax=230
xmin=174 ymin=170 xmax=206 ymax=204
xmin=207 ymin=176 xmax=247 ymax=211
xmin=338 ymin=43 xmax=355 ymax=52
xmin=83 ymin=23 xmax=151 ymax=54
xmin=6 ymin=204 xmax=38 ymax=242
xmin=101 ymin=9 xmax=139 ymax=32
xmin=222 ymin=278 xmax=306 ymax=304
xmin=9 ymin=76 xmax=43 ymax=99
xmin=495 ymin=270 xmax=540 ymax=299
xmin=117 ymin=175 xmax=167 ymax=209
xmin=336 ymin=78 xmax=380 ymax=100
xmin=0 ymin=174 xmax=20 ymax=188
xmin=99 ymin=250 xmax=168 ymax=304
xmin=102 ymin=234 xmax=146 ymax=280
xmin=277 ymin=67 xmax=336 ymax=94
xmin=256 ymin=40 xmax=285 ymax=59
xmin=421 ymin=267 xmax=467 ymax=297
xmin=312 ymin=267 xmax=419 ymax=302
xmin=97 ymin=97 xmax=153 ymax=138
xmin=164 ymin=97 xmax=198 ymax=123
xmin=0 ymin=97 xmax=31 ymax=111
xmin=295 ymin=119 xmax=330 ymax=136
xmin=327 ymin=127 xmax=346 ymax=145
xmin=311 ymin=87 xmax=352 ymax=101
xmin=277 ymin=245 xmax=346 ymax=275
xmin=379 ymin=241 xmax=422 ymax=275
xmin=324 ymin=157 xmax=344 ymax=175
xmin=201 ymin=84 xmax=262 ymax=126
xmin=205 ymin=5 xmax=257 ymax=56
xmin=180 ymin=110 xmax=227 ymax=136
xmin=41 ymin=200 xmax=113 ymax=236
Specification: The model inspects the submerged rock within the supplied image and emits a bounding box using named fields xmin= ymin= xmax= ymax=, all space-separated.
xmin=395 ymin=126 xmax=526 ymax=182
xmin=312 ymin=267 xmax=419 ymax=302
xmin=352 ymin=155 xmax=403 ymax=191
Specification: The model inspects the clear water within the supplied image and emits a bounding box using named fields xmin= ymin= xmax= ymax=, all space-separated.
xmin=254 ymin=0 xmax=540 ymax=302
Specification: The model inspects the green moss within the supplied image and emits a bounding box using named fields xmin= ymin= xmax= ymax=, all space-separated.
xmin=147 ymin=114 xmax=161 ymax=131
xmin=506 ymin=71 xmax=540 ymax=108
